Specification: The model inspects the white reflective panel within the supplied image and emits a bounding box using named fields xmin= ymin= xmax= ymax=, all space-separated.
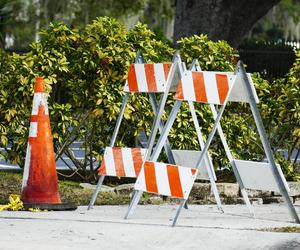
xmin=228 ymin=73 xmax=259 ymax=104
xmin=121 ymin=148 xmax=135 ymax=178
xmin=154 ymin=63 xmax=167 ymax=92
xmin=103 ymin=147 xmax=117 ymax=176
xmin=134 ymin=164 xmax=146 ymax=191
xmin=172 ymin=150 xmax=210 ymax=180
xmin=234 ymin=159 xmax=289 ymax=192
xmin=135 ymin=64 xmax=148 ymax=92
xmin=155 ymin=162 xmax=171 ymax=197
xmin=181 ymin=71 xmax=196 ymax=101
xmin=203 ymin=72 xmax=220 ymax=104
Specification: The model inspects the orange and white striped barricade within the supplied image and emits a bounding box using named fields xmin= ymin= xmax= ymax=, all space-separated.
xmin=135 ymin=161 xmax=197 ymax=201
xmin=123 ymin=59 xmax=227 ymax=221
xmin=170 ymin=61 xmax=223 ymax=212
xmin=190 ymin=60 xmax=297 ymax=222
xmin=125 ymin=60 xmax=299 ymax=226
xmin=165 ymin=61 xmax=223 ymax=212
xmin=123 ymin=58 xmax=225 ymax=217
xmin=87 ymin=52 xmax=180 ymax=209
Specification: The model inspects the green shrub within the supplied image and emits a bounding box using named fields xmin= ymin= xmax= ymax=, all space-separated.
xmin=268 ymin=50 xmax=300 ymax=180
xmin=178 ymin=34 xmax=238 ymax=71
xmin=0 ymin=17 xmax=299 ymax=181
xmin=0 ymin=17 xmax=175 ymax=180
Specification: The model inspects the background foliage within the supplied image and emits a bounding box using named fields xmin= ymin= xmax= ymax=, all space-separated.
xmin=0 ymin=17 xmax=299 ymax=181
xmin=1 ymin=0 xmax=300 ymax=50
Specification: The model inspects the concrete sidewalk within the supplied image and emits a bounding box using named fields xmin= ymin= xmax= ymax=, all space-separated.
xmin=0 ymin=204 xmax=300 ymax=250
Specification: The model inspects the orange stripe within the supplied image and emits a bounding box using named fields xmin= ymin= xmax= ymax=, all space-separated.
xmin=192 ymin=72 xmax=208 ymax=103
xmin=31 ymin=115 xmax=38 ymax=122
xmin=144 ymin=161 xmax=158 ymax=193
xmin=28 ymin=137 xmax=35 ymax=143
xmin=144 ymin=64 xmax=157 ymax=92
xmin=112 ymin=147 xmax=126 ymax=177
xmin=216 ymin=74 xmax=229 ymax=104
xmin=127 ymin=64 xmax=139 ymax=92
xmin=174 ymin=80 xmax=184 ymax=100
xmin=34 ymin=77 xmax=46 ymax=93
xmin=191 ymin=168 xmax=197 ymax=176
xmin=163 ymin=64 xmax=171 ymax=81
xmin=166 ymin=164 xmax=184 ymax=198
xmin=131 ymin=148 xmax=143 ymax=176
xmin=98 ymin=158 xmax=107 ymax=176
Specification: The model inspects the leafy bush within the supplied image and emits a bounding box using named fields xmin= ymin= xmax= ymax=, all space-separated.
xmin=267 ymin=50 xmax=300 ymax=180
xmin=0 ymin=17 xmax=299 ymax=181
xmin=0 ymin=17 xmax=175 ymax=181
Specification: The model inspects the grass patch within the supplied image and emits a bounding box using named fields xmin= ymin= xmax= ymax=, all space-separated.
xmin=0 ymin=171 xmax=218 ymax=206
xmin=0 ymin=171 xmax=23 ymax=204
xmin=260 ymin=227 xmax=300 ymax=233
xmin=0 ymin=171 xmax=130 ymax=206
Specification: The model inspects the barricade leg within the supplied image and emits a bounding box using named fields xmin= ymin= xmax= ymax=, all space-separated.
xmin=124 ymin=101 xmax=182 ymax=219
xmin=188 ymin=101 xmax=223 ymax=212
xmin=209 ymin=104 xmax=254 ymax=216
xmin=124 ymin=190 xmax=143 ymax=219
xmin=87 ymin=93 xmax=129 ymax=210
xmin=193 ymin=102 xmax=228 ymax=188
xmin=210 ymin=175 xmax=223 ymax=213
xmin=149 ymin=93 xmax=188 ymax=209
xmin=88 ymin=175 xmax=105 ymax=210
xmin=204 ymin=154 xmax=223 ymax=212
xmin=143 ymin=55 xmax=181 ymax=161
xmin=172 ymin=199 xmax=186 ymax=227
xmin=149 ymin=93 xmax=175 ymax=164
xmin=239 ymin=62 xmax=299 ymax=223
xmin=231 ymin=160 xmax=255 ymax=217
xmin=150 ymin=100 xmax=182 ymax=161
xmin=240 ymin=188 xmax=255 ymax=217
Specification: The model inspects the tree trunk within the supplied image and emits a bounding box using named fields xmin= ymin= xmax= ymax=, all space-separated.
xmin=174 ymin=0 xmax=281 ymax=48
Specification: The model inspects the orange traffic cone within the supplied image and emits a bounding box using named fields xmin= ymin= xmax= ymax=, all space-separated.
xmin=21 ymin=76 xmax=62 ymax=205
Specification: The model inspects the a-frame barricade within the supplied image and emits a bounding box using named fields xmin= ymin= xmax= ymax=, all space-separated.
xmin=125 ymin=60 xmax=300 ymax=226
xmin=88 ymin=53 xmax=223 ymax=211
xmin=88 ymin=53 xmax=180 ymax=209
xmin=124 ymin=58 xmax=225 ymax=221
xmin=192 ymin=61 xmax=299 ymax=224
xmin=170 ymin=61 xmax=223 ymax=212
xmin=190 ymin=59 xmax=254 ymax=216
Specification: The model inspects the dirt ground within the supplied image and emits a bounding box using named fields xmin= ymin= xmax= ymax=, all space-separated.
xmin=0 ymin=204 xmax=300 ymax=250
